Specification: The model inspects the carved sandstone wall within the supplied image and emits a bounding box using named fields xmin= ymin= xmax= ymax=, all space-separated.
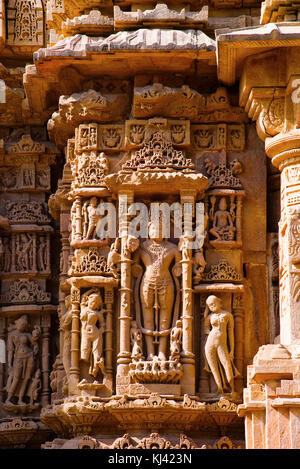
xmin=0 ymin=0 xmax=295 ymax=450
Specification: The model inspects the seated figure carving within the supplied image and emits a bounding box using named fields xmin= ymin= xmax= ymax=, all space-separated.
xmin=209 ymin=197 xmax=235 ymax=241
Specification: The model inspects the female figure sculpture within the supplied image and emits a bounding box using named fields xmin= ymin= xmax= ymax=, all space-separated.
xmin=5 ymin=315 xmax=40 ymax=405
xmin=204 ymin=295 xmax=239 ymax=395
xmin=169 ymin=319 xmax=182 ymax=361
xmin=80 ymin=289 xmax=106 ymax=378
xmin=130 ymin=320 xmax=144 ymax=361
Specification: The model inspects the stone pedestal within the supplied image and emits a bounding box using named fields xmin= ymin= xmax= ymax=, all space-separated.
xmin=238 ymin=344 xmax=300 ymax=449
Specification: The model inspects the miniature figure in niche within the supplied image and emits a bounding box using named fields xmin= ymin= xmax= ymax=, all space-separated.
xmin=209 ymin=197 xmax=235 ymax=241
xmin=80 ymin=289 xmax=106 ymax=378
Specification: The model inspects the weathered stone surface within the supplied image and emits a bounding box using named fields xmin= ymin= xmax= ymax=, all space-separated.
xmin=34 ymin=29 xmax=215 ymax=62
xmin=0 ymin=0 xmax=298 ymax=452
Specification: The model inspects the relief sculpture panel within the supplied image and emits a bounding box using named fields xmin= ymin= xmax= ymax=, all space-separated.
xmin=0 ymin=2 xmax=274 ymax=449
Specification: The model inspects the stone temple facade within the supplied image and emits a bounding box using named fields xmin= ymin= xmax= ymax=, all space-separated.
xmin=0 ymin=0 xmax=299 ymax=451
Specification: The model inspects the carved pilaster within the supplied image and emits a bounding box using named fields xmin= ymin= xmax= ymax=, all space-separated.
xmin=69 ymin=285 xmax=81 ymax=395
xmin=180 ymin=190 xmax=196 ymax=395
xmin=266 ymin=131 xmax=300 ymax=347
xmin=117 ymin=190 xmax=135 ymax=389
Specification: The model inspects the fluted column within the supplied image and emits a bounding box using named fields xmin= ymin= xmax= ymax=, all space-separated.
xmin=265 ymin=130 xmax=300 ymax=347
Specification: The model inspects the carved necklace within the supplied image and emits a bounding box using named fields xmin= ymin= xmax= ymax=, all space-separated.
xmin=143 ymin=241 xmax=168 ymax=265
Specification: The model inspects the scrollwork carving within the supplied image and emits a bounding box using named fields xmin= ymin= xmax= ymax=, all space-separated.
xmin=123 ymin=131 xmax=194 ymax=171
xmin=5 ymin=200 xmax=50 ymax=224
xmin=202 ymin=259 xmax=242 ymax=282
xmin=1 ymin=280 xmax=51 ymax=304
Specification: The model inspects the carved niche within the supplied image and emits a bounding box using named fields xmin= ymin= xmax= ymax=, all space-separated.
xmin=201 ymin=151 xmax=245 ymax=249
xmin=192 ymin=124 xmax=245 ymax=152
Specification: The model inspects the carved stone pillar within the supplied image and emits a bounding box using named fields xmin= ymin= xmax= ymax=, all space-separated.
xmin=11 ymin=232 xmax=16 ymax=272
xmin=180 ymin=190 xmax=196 ymax=394
xmin=0 ymin=317 xmax=5 ymax=403
xmin=232 ymin=293 xmax=244 ymax=395
xmin=265 ymin=130 xmax=300 ymax=347
xmin=69 ymin=285 xmax=81 ymax=394
xmin=104 ymin=286 xmax=114 ymax=378
xmin=237 ymin=65 xmax=300 ymax=448
xmin=74 ymin=197 xmax=82 ymax=242
xmin=237 ymin=129 xmax=300 ymax=448
xmin=117 ymin=190 xmax=134 ymax=391
xmin=41 ymin=315 xmax=51 ymax=407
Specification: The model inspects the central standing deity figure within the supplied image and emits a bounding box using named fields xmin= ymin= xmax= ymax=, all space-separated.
xmin=133 ymin=222 xmax=181 ymax=362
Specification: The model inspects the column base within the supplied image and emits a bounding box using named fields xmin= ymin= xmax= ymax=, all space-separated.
xmin=238 ymin=343 xmax=300 ymax=449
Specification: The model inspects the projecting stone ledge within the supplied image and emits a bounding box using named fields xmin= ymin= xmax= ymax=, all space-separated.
xmin=217 ymin=22 xmax=300 ymax=43
xmin=217 ymin=22 xmax=300 ymax=85
xmin=33 ymin=29 xmax=216 ymax=61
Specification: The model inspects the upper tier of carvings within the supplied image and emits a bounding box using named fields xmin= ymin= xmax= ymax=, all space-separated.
xmin=48 ymin=86 xmax=248 ymax=148
xmin=41 ymin=433 xmax=242 ymax=449
xmin=133 ymin=85 xmax=247 ymax=122
xmin=46 ymin=1 xmax=260 ymax=45
xmin=122 ymin=131 xmax=195 ymax=171
xmin=0 ymin=0 xmax=263 ymax=62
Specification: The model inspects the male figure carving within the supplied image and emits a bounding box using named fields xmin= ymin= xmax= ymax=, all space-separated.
xmin=210 ymin=197 xmax=235 ymax=241
xmin=133 ymin=222 xmax=181 ymax=361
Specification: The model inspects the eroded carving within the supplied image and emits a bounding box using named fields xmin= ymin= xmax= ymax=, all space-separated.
xmin=5 ymin=315 xmax=41 ymax=408
xmin=5 ymin=201 xmax=50 ymax=224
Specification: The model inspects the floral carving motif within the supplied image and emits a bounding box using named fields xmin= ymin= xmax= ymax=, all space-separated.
xmin=5 ymin=201 xmax=50 ymax=224
xmin=129 ymin=359 xmax=183 ymax=384
xmin=202 ymin=259 xmax=241 ymax=282
xmin=1 ymin=280 xmax=50 ymax=304
xmin=205 ymin=157 xmax=243 ymax=189
xmin=71 ymin=249 xmax=115 ymax=276
xmin=75 ymin=151 xmax=109 ymax=187
xmin=123 ymin=131 xmax=194 ymax=171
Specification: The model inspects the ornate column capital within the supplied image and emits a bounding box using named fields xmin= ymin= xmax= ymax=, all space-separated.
xmin=265 ymin=129 xmax=300 ymax=170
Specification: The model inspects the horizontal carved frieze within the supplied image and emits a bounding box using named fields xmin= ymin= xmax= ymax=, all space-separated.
xmin=5 ymin=201 xmax=51 ymax=224
xmin=114 ymin=4 xmax=208 ymax=30
xmin=192 ymin=124 xmax=245 ymax=151
xmin=1 ymin=280 xmax=51 ymax=304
